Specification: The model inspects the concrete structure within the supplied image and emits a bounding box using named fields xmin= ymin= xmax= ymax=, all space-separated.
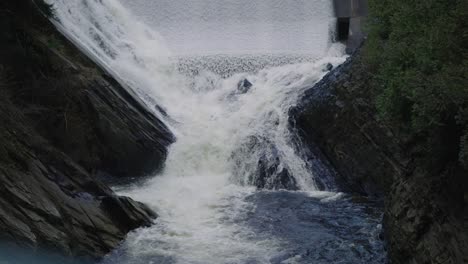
xmin=333 ymin=0 xmax=368 ymax=53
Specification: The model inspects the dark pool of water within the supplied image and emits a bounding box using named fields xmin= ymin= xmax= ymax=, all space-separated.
xmin=239 ymin=190 xmax=386 ymax=264
xmin=0 ymin=190 xmax=386 ymax=264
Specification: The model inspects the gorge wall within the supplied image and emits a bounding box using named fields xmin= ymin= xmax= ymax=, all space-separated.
xmin=292 ymin=47 xmax=468 ymax=264
xmin=0 ymin=0 xmax=173 ymax=261
xmin=294 ymin=1 xmax=468 ymax=262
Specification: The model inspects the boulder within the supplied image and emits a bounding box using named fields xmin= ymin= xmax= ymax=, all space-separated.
xmin=231 ymin=136 xmax=298 ymax=190
xmin=0 ymin=0 xmax=175 ymax=180
xmin=237 ymin=78 xmax=253 ymax=94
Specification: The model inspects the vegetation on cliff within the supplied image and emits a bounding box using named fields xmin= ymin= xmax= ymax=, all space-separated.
xmin=366 ymin=0 xmax=468 ymax=169
xmin=353 ymin=3 xmax=468 ymax=262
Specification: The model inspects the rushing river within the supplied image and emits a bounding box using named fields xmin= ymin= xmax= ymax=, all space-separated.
xmin=47 ymin=0 xmax=386 ymax=263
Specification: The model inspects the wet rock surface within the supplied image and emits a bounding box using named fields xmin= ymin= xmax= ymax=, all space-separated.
xmin=255 ymin=144 xmax=298 ymax=191
xmin=237 ymin=78 xmax=253 ymax=94
xmin=0 ymin=0 xmax=173 ymax=260
xmin=231 ymin=136 xmax=298 ymax=190
xmin=291 ymin=53 xmax=404 ymax=197
xmin=291 ymin=48 xmax=468 ymax=263
xmin=0 ymin=93 xmax=156 ymax=260
xmin=1 ymin=1 xmax=174 ymax=180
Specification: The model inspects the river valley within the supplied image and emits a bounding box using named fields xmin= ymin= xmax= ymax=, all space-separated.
xmin=47 ymin=0 xmax=386 ymax=263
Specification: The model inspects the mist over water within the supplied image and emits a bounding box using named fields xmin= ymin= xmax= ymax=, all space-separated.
xmin=122 ymin=0 xmax=333 ymax=56
xmin=47 ymin=0 xmax=385 ymax=263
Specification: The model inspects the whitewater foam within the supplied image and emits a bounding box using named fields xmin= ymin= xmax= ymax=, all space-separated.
xmin=47 ymin=0 xmax=349 ymax=263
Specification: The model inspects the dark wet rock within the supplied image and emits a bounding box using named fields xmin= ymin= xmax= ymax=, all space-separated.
xmin=80 ymin=77 xmax=174 ymax=178
xmin=290 ymin=54 xmax=403 ymax=197
xmin=0 ymin=0 xmax=171 ymax=260
xmin=231 ymin=136 xmax=298 ymax=190
xmin=291 ymin=47 xmax=468 ymax=263
xmin=256 ymin=153 xmax=297 ymax=191
xmin=155 ymin=104 xmax=169 ymax=117
xmin=324 ymin=63 xmax=333 ymax=71
xmin=237 ymin=78 xmax=253 ymax=94
xmin=0 ymin=97 xmax=156 ymax=260
xmin=0 ymin=1 xmax=174 ymax=180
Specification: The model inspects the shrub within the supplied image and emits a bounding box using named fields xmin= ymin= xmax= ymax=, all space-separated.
xmin=366 ymin=0 xmax=468 ymax=164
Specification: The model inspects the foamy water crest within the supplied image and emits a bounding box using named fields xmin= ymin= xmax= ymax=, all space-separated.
xmin=47 ymin=0 xmax=354 ymax=263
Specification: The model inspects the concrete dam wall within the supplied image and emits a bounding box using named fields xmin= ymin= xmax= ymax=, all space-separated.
xmin=333 ymin=0 xmax=368 ymax=53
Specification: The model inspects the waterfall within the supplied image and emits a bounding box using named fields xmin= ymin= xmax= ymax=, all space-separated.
xmin=47 ymin=0 xmax=349 ymax=263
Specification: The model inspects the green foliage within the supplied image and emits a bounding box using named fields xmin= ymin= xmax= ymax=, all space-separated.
xmin=366 ymin=0 xmax=468 ymax=164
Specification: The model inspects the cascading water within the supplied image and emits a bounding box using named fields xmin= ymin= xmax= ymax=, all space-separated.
xmin=48 ymin=0 xmax=385 ymax=263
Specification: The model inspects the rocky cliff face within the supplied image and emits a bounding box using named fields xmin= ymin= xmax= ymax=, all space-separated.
xmin=0 ymin=0 xmax=173 ymax=261
xmin=292 ymin=48 xmax=468 ymax=263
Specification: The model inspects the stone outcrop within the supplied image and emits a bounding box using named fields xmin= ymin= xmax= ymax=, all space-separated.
xmin=291 ymin=52 xmax=404 ymax=197
xmin=0 ymin=101 xmax=156 ymax=260
xmin=291 ymin=48 xmax=468 ymax=263
xmin=0 ymin=0 xmax=173 ymax=260
xmin=0 ymin=1 xmax=174 ymax=179
xmin=230 ymin=136 xmax=298 ymax=190
xmin=237 ymin=79 xmax=253 ymax=94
